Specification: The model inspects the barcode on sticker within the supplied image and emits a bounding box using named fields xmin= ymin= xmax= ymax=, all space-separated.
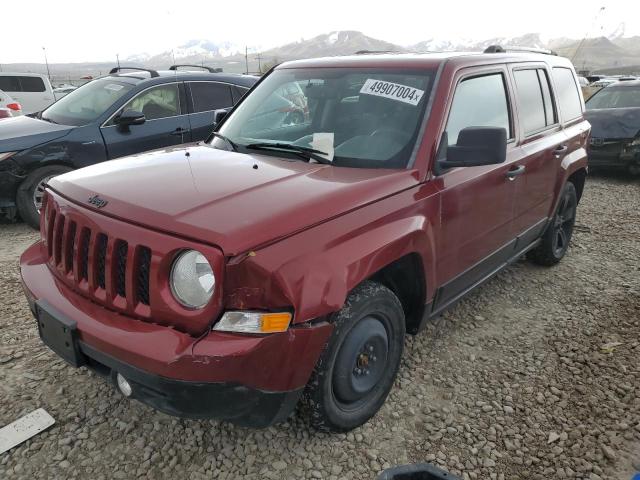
xmin=360 ymin=79 xmax=424 ymax=106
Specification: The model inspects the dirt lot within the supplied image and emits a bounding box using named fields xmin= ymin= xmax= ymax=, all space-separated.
xmin=1 ymin=174 xmax=639 ymax=480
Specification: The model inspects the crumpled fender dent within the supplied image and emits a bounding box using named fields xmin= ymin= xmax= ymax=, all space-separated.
xmin=224 ymin=184 xmax=438 ymax=324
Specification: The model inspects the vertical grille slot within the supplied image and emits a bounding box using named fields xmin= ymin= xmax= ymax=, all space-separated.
xmin=79 ymin=228 xmax=90 ymax=281
xmin=136 ymin=246 xmax=151 ymax=305
xmin=114 ymin=240 xmax=128 ymax=297
xmin=65 ymin=222 xmax=77 ymax=274
xmin=54 ymin=215 xmax=65 ymax=265
xmin=46 ymin=209 xmax=56 ymax=259
xmin=96 ymin=233 xmax=108 ymax=289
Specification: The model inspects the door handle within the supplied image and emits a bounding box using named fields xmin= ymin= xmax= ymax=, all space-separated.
xmin=553 ymin=145 xmax=568 ymax=156
xmin=170 ymin=127 xmax=187 ymax=136
xmin=506 ymin=165 xmax=526 ymax=180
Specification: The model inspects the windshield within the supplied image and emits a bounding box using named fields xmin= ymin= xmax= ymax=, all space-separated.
xmin=213 ymin=67 xmax=434 ymax=169
xmin=41 ymin=78 xmax=134 ymax=126
xmin=586 ymin=86 xmax=640 ymax=109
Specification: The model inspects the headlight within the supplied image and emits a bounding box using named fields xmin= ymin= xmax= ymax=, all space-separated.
xmin=630 ymin=137 xmax=640 ymax=147
xmin=214 ymin=311 xmax=292 ymax=334
xmin=170 ymin=250 xmax=215 ymax=309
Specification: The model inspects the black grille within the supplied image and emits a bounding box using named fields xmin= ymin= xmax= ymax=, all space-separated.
xmin=65 ymin=222 xmax=77 ymax=273
xmin=115 ymin=240 xmax=128 ymax=297
xmin=79 ymin=228 xmax=90 ymax=281
xmin=96 ymin=233 xmax=107 ymax=289
xmin=54 ymin=215 xmax=65 ymax=266
xmin=136 ymin=247 xmax=151 ymax=305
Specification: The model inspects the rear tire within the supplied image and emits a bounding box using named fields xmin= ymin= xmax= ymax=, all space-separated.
xmin=16 ymin=165 xmax=72 ymax=230
xmin=303 ymin=281 xmax=405 ymax=432
xmin=527 ymin=182 xmax=577 ymax=266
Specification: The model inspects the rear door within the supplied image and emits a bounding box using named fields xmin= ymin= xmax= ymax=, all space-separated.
xmin=186 ymin=81 xmax=234 ymax=141
xmin=509 ymin=64 xmax=566 ymax=243
xmin=100 ymin=82 xmax=191 ymax=159
xmin=433 ymin=66 xmax=520 ymax=311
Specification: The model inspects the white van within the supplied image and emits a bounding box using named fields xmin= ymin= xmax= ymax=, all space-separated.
xmin=0 ymin=73 xmax=55 ymax=114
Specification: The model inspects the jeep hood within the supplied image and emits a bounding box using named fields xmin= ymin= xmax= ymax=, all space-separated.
xmin=585 ymin=107 xmax=640 ymax=140
xmin=0 ymin=115 xmax=73 ymax=152
xmin=49 ymin=145 xmax=419 ymax=255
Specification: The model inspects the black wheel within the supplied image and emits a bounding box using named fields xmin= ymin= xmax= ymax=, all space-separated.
xmin=303 ymin=281 xmax=405 ymax=432
xmin=16 ymin=165 xmax=72 ymax=229
xmin=528 ymin=182 xmax=577 ymax=266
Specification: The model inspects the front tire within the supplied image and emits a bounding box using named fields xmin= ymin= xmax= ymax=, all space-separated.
xmin=16 ymin=165 xmax=72 ymax=229
xmin=528 ymin=181 xmax=578 ymax=266
xmin=303 ymin=281 xmax=405 ymax=432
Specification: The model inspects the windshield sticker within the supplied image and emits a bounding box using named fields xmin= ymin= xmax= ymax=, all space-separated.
xmin=104 ymin=83 xmax=124 ymax=92
xmin=360 ymin=79 xmax=425 ymax=106
xmin=311 ymin=132 xmax=334 ymax=162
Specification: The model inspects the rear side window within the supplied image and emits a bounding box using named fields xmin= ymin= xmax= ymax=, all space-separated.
xmin=189 ymin=82 xmax=233 ymax=113
xmin=19 ymin=76 xmax=46 ymax=92
xmin=0 ymin=76 xmax=21 ymax=92
xmin=513 ymin=69 xmax=556 ymax=135
xmin=552 ymin=68 xmax=583 ymax=122
xmin=232 ymin=85 xmax=249 ymax=103
xmin=445 ymin=73 xmax=511 ymax=146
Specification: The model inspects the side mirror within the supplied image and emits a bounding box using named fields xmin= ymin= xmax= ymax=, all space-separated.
xmin=212 ymin=108 xmax=231 ymax=127
xmin=115 ymin=110 xmax=145 ymax=131
xmin=439 ymin=127 xmax=507 ymax=169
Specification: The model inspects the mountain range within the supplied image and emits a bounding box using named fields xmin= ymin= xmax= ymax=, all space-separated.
xmin=5 ymin=30 xmax=640 ymax=81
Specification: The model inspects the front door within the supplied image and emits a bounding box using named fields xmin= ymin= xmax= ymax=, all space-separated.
xmin=433 ymin=67 xmax=520 ymax=311
xmin=100 ymin=83 xmax=190 ymax=159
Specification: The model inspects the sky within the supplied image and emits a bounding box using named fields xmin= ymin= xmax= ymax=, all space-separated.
xmin=3 ymin=0 xmax=639 ymax=64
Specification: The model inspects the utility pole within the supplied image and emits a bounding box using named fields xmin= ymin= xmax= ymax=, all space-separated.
xmin=42 ymin=47 xmax=51 ymax=82
xmin=255 ymin=53 xmax=263 ymax=73
xmin=245 ymin=46 xmax=249 ymax=75
xmin=116 ymin=53 xmax=120 ymax=68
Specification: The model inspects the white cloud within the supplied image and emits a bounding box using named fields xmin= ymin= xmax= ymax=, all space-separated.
xmin=4 ymin=0 xmax=639 ymax=63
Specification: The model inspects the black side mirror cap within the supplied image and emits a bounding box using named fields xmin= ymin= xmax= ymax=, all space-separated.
xmin=115 ymin=110 xmax=146 ymax=131
xmin=212 ymin=108 xmax=231 ymax=127
xmin=439 ymin=127 xmax=507 ymax=169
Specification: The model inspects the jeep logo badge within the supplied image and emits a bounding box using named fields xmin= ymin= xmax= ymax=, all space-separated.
xmin=88 ymin=195 xmax=108 ymax=208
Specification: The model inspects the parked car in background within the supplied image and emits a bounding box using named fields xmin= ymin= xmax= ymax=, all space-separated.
xmin=53 ymin=85 xmax=78 ymax=99
xmin=0 ymin=66 xmax=258 ymax=227
xmin=585 ymin=80 xmax=640 ymax=175
xmin=21 ymin=49 xmax=589 ymax=431
xmin=0 ymin=89 xmax=22 ymax=118
xmin=0 ymin=73 xmax=55 ymax=114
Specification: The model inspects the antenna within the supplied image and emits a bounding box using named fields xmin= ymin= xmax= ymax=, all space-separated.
xmin=255 ymin=53 xmax=263 ymax=73
xmin=245 ymin=46 xmax=249 ymax=75
xmin=571 ymin=6 xmax=606 ymax=65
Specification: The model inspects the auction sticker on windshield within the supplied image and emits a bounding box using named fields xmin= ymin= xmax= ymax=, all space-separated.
xmin=360 ymin=79 xmax=425 ymax=106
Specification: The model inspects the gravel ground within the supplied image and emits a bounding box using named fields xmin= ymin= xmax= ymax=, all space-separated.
xmin=1 ymin=173 xmax=639 ymax=480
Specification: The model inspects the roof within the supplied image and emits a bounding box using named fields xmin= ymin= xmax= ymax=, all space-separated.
xmin=278 ymin=51 xmax=574 ymax=70
xmin=107 ymin=70 xmax=259 ymax=87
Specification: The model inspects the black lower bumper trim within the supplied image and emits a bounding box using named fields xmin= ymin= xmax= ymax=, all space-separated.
xmin=79 ymin=342 xmax=302 ymax=428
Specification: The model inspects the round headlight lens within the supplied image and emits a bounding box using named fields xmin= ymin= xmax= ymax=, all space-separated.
xmin=170 ymin=250 xmax=215 ymax=309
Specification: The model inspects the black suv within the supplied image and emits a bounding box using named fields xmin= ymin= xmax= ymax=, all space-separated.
xmin=0 ymin=66 xmax=258 ymax=227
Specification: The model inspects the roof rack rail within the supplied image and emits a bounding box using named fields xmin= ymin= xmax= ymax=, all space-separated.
xmin=109 ymin=67 xmax=160 ymax=78
xmin=483 ymin=45 xmax=557 ymax=56
xmin=169 ymin=64 xmax=223 ymax=73
xmin=354 ymin=50 xmax=397 ymax=55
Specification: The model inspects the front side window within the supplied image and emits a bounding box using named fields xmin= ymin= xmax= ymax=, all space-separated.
xmin=553 ymin=67 xmax=583 ymax=121
xmin=214 ymin=67 xmax=434 ymax=169
xmin=41 ymin=78 xmax=134 ymax=126
xmin=445 ymin=73 xmax=511 ymax=146
xmin=189 ymin=82 xmax=233 ymax=113
xmin=586 ymin=86 xmax=640 ymax=109
xmin=120 ymin=84 xmax=181 ymax=121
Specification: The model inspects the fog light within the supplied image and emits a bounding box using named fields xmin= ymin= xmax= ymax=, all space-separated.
xmin=116 ymin=373 xmax=132 ymax=397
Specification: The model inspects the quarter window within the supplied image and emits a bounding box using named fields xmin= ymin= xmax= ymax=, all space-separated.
xmin=513 ymin=69 xmax=556 ymax=135
xmin=121 ymin=84 xmax=181 ymax=120
xmin=552 ymin=67 xmax=583 ymax=122
xmin=189 ymin=82 xmax=233 ymax=113
xmin=445 ymin=73 xmax=511 ymax=146
xmin=19 ymin=76 xmax=46 ymax=92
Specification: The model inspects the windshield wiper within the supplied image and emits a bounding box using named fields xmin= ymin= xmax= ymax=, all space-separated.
xmin=210 ymin=132 xmax=238 ymax=152
xmin=245 ymin=142 xmax=332 ymax=165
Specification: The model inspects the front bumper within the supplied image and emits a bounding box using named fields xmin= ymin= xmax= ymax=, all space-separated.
xmin=0 ymin=169 xmax=23 ymax=208
xmin=588 ymin=141 xmax=640 ymax=168
xmin=21 ymin=241 xmax=333 ymax=427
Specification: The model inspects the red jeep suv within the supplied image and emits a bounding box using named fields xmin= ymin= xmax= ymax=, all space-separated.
xmin=20 ymin=49 xmax=589 ymax=432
